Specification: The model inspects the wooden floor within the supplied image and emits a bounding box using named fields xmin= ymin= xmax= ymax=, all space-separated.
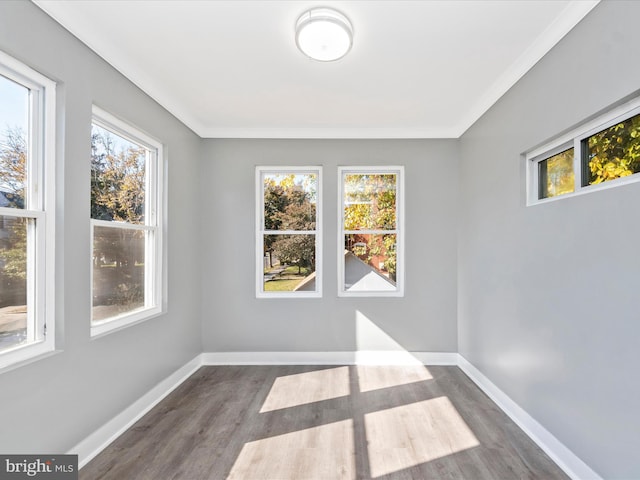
xmin=80 ymin=365 xmax=569 ymax=480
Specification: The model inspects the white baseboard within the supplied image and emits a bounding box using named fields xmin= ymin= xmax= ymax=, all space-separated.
xmin=69 ymin=355 xmax=203 ymax=469
xmin=71 ymin=351 xmax=599 ymax=480
xmin=457 ymin=355 xmax=602 ymax=480
xmin=201 ymin=350 xmax=458 ymax=366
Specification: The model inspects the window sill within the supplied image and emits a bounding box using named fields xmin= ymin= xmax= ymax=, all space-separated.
xmin=527 ymin=172 xmax=640 ymax=206
xmin=90 ymin=306 xmax=163 ymax=339
xmin=0 ymin=342 xmax=60 ymax=375
xmin=338 ymin=290 xmax=404 ymax=298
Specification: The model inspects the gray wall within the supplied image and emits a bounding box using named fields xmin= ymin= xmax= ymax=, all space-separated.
xmin=2 ymin=1 xmax=636 ymax=477
xmin=0 ymin=1 xmax=201 ymax=453
xmin=458 ymin=2 xmax=640 ymax=478
xmin=200 ymin=139 xmax=458 ymax=353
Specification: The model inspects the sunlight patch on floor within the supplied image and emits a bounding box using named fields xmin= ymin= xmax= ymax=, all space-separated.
xmin=260 ymin=366 xmax=350 ymax=413
xmin=365 ymin=396 xmax=480 ymax=478
xmin=357 ymin=365 xmax=433 ymax=393
xmin=227 ymin=419 xmax=355 ymax=480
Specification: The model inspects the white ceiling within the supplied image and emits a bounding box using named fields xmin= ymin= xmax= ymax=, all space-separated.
xmin=34 ymin=0 xmax=598 ymax=139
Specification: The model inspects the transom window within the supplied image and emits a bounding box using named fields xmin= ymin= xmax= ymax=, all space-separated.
xmin=90 ymin=106 xmax=163 ymax=336
xmin=0 ymin=50 xmax=56 ymax=370
xmin=338 ymin=166 xmax=404 ymax=297
xmin=527 ymin=96 xmax=640 ymax=205
xmin=256 ymin=167 xmax=322 ymax=298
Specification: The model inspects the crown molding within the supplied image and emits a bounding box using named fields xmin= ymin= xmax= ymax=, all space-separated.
xmin=34 ymin=0 xmax=599 ymax=140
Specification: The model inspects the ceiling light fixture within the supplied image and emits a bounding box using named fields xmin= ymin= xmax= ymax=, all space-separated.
xmin=295 ymin=8 xmax=353 ymax=62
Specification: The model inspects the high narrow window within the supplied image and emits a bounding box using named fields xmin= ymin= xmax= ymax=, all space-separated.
xmin=527 ymin=96 xmax=640 ymax=205
xmin=91 ymin=107 xmax=163 ymax=336
xmin=256 ymin=167 xmax=322 ymax=298
xmin=338 ymin=167 xmax=404 ymax=297
xmin=0 ymin=50 xmax=56 ymax=370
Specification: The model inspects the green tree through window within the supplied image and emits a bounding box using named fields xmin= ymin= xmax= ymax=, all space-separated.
xmin=259 ymin=170 xmax=320 ymax=296
xmin=585 ymin=113 xmax=640 ymax=185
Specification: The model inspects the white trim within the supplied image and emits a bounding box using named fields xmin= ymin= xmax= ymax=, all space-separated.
xmin=0 ymin=207 xmax=45 ymax=219
xmin=526 ymin=94 xmax=640 ymax=205
xmin=91 ymin=219 xmax=154 ymax=231
xmin=201 ymin=351 xmax=458 ymax=366
xmin=256 ymin=166 xmax=322 ymax=299
xmin=0 ymin=340 xmax=57 ymax=373
xmin=0 ymin=49 xmax=57 ymax=93
xmin=69 ymin=355 xmax=203 ymax=469
xmin=91 ymin=105 xmax=162 ymax=151
xmin=262 ymin=229 xmax=318 ymax=236
xmin=89 ymin=306 xmax=163 ymax=339
xmin=90 ymin=107 xmax=165 ymax=336
xmin=32 ymin=2 xmax=598 ymax=139
xmin=455 ymin=1 xmax=599 ymax=137
xmin=338 ymin=166 xmax=404 ymax=297
xmin=527 ymin=142 xmax=575 ymax=203
xmin=457 ymin=355 xmax=602 ymax=480
xmin=530 ymin=169 xmax=640 ymax=207
xmin=41 ymin=68 xmax=56 ymax=360
xmin=68 ymin=352 xmax=600 ymax=479
xmin=0 ymin=49 xmax=56 ymax=372
xmin=199 ymin=127 xmax=460 ymax=139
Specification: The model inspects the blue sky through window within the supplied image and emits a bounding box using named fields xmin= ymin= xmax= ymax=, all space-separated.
xmin=91 ymin=123 xmax=143 ymax=159
xmin=0 ymin=74 xmax=28 ymax=196
xmin=0 ymin=73 xmax=28 ymax=135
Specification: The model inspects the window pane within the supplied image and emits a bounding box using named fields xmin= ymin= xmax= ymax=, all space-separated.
xmin=91 ymin=124 xmax=146 ymax=224
xmin=263 ymin=173 xmax=317 ymax=231
xmin=344 ymin=234 xmax=397 ymax=292
xmin=263 ymin=234 xmax=316 ymax=292
xmin=539 ymin=148 xmax=574 ymax=199
xmin=92 ymin=226 xmax=145 ymax=322
xmin=585 ymin=113 xmax=640 ymax=185
xmin=344 ymin=174 xmax=396 ymax=230
xmin=0 ymin=216 xmax=27 ymax=351
xmin=0 ymin=74 xmax=28 ymax=209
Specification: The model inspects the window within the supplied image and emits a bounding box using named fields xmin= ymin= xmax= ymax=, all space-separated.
xmin=256 ymin=167 xmax=321 ymax=298
xmin=0 ymin=50 xmax=56 ymax=370
xmin=91 ymin=106 xmax=163 ymax=336
xmin=338 ymin=166 xmax=404 ymax=297
xmin=582 ymin=112 xmax=640 ymax=186
xmin=527 ymin=96 xmax=640 ymax=204
xmin=538 ymin=147 xmax=574 ymax=199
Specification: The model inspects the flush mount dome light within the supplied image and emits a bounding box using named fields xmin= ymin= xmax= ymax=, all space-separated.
xmin=295 ymin=7 xmax=353 ymax=62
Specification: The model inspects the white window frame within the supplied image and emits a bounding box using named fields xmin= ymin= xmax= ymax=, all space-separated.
xmin=527 ymin=95 xmax=640 ymax=206
xmin=256 ymin=166 xmax=322 ymax=299
xmin=90 ymin=106 xmax=164 ymax=337
xmin=0 ymin=50 xmax=56 ymax=371
xmin=338 ymin=166 xmax=404 ymax=297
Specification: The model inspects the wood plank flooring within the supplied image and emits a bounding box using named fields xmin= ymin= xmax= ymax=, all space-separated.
xmin=80 ymin=365 xmax=569 ymax=480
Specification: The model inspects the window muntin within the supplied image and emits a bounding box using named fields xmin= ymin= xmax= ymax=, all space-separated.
xmin=0 ymin=51 xmax=56 ymax=370
xmin=256 ymin=167 xmax=321 ymax=298
xmin=91 ymin=107 xmax=163 ymax=336
xmin=527 ymin=97 xmax=640 ymax=205
xmin=339 ymin=167 xmax=404 ymax=297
